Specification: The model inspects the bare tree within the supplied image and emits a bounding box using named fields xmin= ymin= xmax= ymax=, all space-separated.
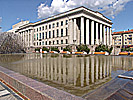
xmin=0 ymin=32 xmax=26 ymax=54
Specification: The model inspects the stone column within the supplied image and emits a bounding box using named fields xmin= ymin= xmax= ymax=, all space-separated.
xmin=91 ymin=21 xmax=94 ymax=45
xmin=74 ymin=18 xmax=77 ymax=41
xmin=69 ymin=19 xmax=73 ymax=44
xmin=96 ymin=22 xmax=99 ymax=45
xmin=81 ymin=17 xmax=84 ymax=44
xmin=106 ymin=27 xmax=109 ymax=45
xmin=30 ymin=29 xmax=33 ymax=46
xmin=110 ymin=27 xmax=112 ymax=45
xmin=86 ymin=19 xmax=90 ymax=45
xmin=103 ymin=25 xmax=106 ymax=45
xmin=100 ymin=24 xmax=103 ymax=44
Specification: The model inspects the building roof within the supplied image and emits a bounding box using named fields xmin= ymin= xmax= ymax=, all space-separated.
xmin=113 ymin=29 xmax=133 ymax=35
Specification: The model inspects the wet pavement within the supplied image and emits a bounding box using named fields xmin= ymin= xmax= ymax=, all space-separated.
xmin=83 ymin=71 xmax=133 ymax=100
xmin=0 ymin=82 xmax=22 ymax=100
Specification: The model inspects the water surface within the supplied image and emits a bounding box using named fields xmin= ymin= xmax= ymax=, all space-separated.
xmin=0 ymin=54 xmax=132 ymax=96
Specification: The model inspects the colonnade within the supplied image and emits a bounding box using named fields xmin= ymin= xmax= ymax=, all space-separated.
xmin=19 ymin=29 xmax=34 ymax=47
xmin=69 ymin=17 xmax=112 ymax=46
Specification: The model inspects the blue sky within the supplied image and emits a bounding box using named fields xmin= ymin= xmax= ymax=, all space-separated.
xmin=0 ymin=0 xmax=133 ymax=32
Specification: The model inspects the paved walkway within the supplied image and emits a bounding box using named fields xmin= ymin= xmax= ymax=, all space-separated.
xmin=0 ymin=82 xmax=23 ymax=100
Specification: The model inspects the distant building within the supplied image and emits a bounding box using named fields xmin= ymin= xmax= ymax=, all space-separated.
xmin=8 ymin=6 xmax=113 ymax=52
xmin=8 ymin=20 xmax=29 ymax=33
xmin=112 ymin=29 xmax=133 ymax=48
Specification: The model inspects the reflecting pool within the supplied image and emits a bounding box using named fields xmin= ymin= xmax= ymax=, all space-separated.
xmin=0 ymin=54 xmax=132 ymax=96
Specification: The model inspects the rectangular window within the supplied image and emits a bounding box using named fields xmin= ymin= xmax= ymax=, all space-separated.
xmin=46 ymin=32 xmax=47 ymax=39
xmin=34 ymin=34 xmax=35 ymax=40
xmin=45 ymin=41 xmax=47 ymax=45
xmin=45 ymin=25 xmax=47 ymax=29
xmin=40 ymin=42 xmax=41 ymax=45
xmin=57 ymin=29 xmax=59 ymax=37
xmin=66 ymin=28 xmax=68 ymax=36
xmin=37 ymin=28 xmax=38 ymax=32
xmin=61 ymin=21 xmax=63 ymax=26
xmin=66 ymin=20 xmax=68 ymax=25
xmin=42 ymin=32 xmax=44 ymax=39
xmin=61 ymin=29 xmax=63 ymax=37
xmin=42 ymin=26 xmax=44 ymax=30
xmin=49 ymin=31 xmax=51 ymax=38
xmin=49 ymin=41 xmax=51 ymax=45
xmin=37 ymin=33 xmax=38 ymax=40
xmin=61 ymin=40 xmax=63 ymax=44
xmin=39 ymin=27 xmax=41 ymax=31
xmin=53 ymin=30 xmax=55 ymax=38
xmin=53 ymin=41 xmax=55 ymax=45
xmin=49 ymin=24 xmax=51 ymax=29
xmin=57 ymin=40 xmax=59 ymax=44
xmin=39 ymin=33 xmax=41 ymax=39
xmin=37 ymin=42 xmax=38 ymax=45
xmin=66 ymin=39 xmax=68 ymax=44
xmin=57 ymin=22 xmax=59 ymax=27
xmin=53 ymin=23 xmax=55 ymax=28
xmin=42 ymin=41 xmax=44 ymax=45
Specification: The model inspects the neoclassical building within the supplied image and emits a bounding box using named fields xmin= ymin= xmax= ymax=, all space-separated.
xmin=11 ymin=6 xmax=113 ymax=51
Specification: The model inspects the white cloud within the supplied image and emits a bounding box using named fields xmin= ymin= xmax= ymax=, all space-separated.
xmin=37 ymin=0 xmax=132 ymax=19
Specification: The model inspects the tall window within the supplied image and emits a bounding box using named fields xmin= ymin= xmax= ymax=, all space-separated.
xmin=57 ymin=40 xmax=59 ymax=44
xmin=66 ymin=28 xmax=68 ymax=36
xmin=66 ymin=20 xmax=68 ymax=25
xmin=40 ymin=42 xmax=41 ymax=45
xmin=42 ymin=32 xmax=44 ymax=39
xmin=37 ymin=28 xmax=38 ymax=32
xmin=61 ymin=21 xmax=63 ymax=26
xmin=57 ymin=22 xmax=59 ymax=27
xmin=37 ymin=42 xmax=38 ymax=45
xmin=39 ymin=27 xmax=41 ymax=31
xmin=53 ymin=41 xmax=55 ymax=45
xmin=37 ymin=33 xmax=38 ymax=40
xmin=34 ymin=34 xmax=35 ymax=40
xmin=61 ymin=40 xmax=63 ymax=44
xmin=45 ymin=25 xmax=47 ymax=29
xmin=57 ymin=29 xmax=59 ymax=37
xmin=45 ymin=41 xmax=47 ymax=45
xmin=66 ymin=39 xmax=68 ymax=44
xmin=53 ymin=30 xmax=55 ymax=38
xmin=42 ymin=26 xmax=44 ymax=30
xmin=61 ymin=29 xmax=63 ymax=37
xmin=53 ymin=23 xmax=55 ymax=28
xmin=49 ymin=31 xmax=51 ymax=38
xmin=49 ymin=24 xmax=51 ymax=29
xmin=39 ymin=33 xmax=41 ymax=39
xmin=49 ymin=41 xmax=51 ymax=45
xmin=42 ymin=41 xmax=44 ymax=45
xmin=46 ymin=32 xmax=47 ymax=39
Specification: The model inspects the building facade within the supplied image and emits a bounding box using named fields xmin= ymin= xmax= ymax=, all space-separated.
xmin=112 ymin=29 xmax=133 ymax=48
xmin=11 ymin=6 xmax=113 ymax=52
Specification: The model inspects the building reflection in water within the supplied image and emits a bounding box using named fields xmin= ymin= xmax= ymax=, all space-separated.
xmin=0 ymin=54 xmax=132 ymax=96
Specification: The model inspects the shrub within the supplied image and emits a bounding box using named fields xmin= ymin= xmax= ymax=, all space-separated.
xmin=42 ymin=47 xmax=49 ymax=52
xmin=95 ymin=44 xmax=113 ymax=54
xmin=63 ymin=45 xmax=72 ymax=52
xmin=76 ymin=45 xmax=90 ymax=54
xmin=51 ymin=47 xmax=60 ymax=53
xmin=35 ymin=48 xmax=40 ymax=52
